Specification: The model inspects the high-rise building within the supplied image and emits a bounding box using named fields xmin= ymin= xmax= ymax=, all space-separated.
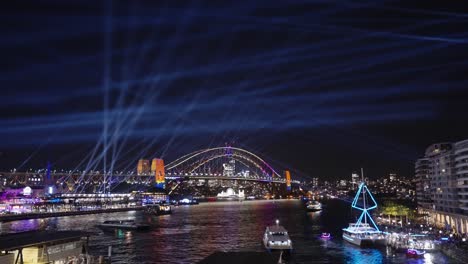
xmin=454 ymin=140 xmax=468 ymax=215
xmin=351 ymin=173 xmax=360 ymax=189
xmin=415 ymin=140 xmax=468 ymax=234
xmin=222 ymin=159 xmax=235 ymax=177
xmin=415 ymin=158 xmax=431 ymax=210
xmin=312 ymin=177 xmax=319 ymax=187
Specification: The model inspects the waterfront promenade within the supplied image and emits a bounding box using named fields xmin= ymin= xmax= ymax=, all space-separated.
xmin=0 ymin=206 xmax=143 ymax=222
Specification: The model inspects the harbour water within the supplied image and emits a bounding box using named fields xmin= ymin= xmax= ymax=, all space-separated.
xmin=0 ymin=199 xmax=458 ymax=263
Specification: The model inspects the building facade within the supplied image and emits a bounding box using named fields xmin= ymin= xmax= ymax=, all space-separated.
xmin=416 ymin=140 xmax=468 ymax=234
xmin=415 ymin=158 xmax=431 ymax=210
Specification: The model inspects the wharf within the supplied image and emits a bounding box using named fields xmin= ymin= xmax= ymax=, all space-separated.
xmin=0 ymin=230 xmax=93 ymax=264
xmin=0 ymin=230 xmax=91 ymax=251
xmin=386 ymin=233 xmax=438 ymax=252
xmin=0 ymin=206 xmax=143 ymax=222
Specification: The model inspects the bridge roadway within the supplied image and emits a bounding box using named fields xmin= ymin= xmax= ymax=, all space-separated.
xmin=166 ymin=174 xmax=286 ymax=183
xmin=0 ymin=172 xmax=289 ymax=185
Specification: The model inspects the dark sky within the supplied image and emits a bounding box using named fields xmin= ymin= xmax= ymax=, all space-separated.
xmin=1 ymin=1 xmax=468 ymax=181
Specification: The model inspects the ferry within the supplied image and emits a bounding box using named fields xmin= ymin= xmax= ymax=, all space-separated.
xmin=306 ymin=200 xmax=322 ymax=211
xmin=406 ymin=248 xmax=425 ymax=258
xmin=342 ymin=171 xmax=386 ymax=247
xmin=263 ymin=220 xmax=293 ymax=252
xmin=97 ymin=220 xmax=150 ymax=231
xmin=179 ymin=198 xmax=199 ymax=205
xmin=144 ymin=204 xmax=172 ymax=215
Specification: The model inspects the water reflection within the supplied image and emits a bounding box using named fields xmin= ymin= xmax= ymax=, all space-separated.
xmin=0 ymin=200 xmax=459 ymax=264
xmin=343 ymin=246 xmax=383 ymax=263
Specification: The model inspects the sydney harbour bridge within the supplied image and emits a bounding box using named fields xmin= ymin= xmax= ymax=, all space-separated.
xmin=0 ymin=147 xmax=297 ymax=195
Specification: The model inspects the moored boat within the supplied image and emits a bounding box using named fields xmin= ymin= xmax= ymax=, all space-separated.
xmin=144 ymin=204 xmax=172 ymax=215
xmin=406 ymin=249 xmax=425 ymax=258
xmin=342 ymin=223 xmax=386 ymax=247
xmin=97 ymin=220 xmax=150 ymax=231
xmin=342 ymin=169 xmax=386 ymax=248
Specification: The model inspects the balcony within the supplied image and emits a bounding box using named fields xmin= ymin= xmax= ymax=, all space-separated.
xmin=456 ymin=169 xmax=468 ymax=175
xmin=456 ymin=138 xmax=468 ymax=145
xmin=454 ymin=154 xmax=468 ymax=162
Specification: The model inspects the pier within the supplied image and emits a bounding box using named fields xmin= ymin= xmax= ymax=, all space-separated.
xmin=0 ymin=206 xmax=143 ymax=223
xmin=386 ymin=233 xmax=437 ymax=252
xmin=0 ymin=230 xmax=92 ymax=264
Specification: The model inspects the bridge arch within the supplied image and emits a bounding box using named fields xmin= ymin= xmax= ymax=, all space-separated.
xmin=166 ymin=147 xmax=282 ymax=180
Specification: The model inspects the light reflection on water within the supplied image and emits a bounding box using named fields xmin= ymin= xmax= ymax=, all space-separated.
xmin=0 ymin=200 xmax=459 ymax=264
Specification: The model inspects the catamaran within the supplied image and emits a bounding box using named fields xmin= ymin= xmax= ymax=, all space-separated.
xmin=342 ymin=170 xmax=386 ymax=247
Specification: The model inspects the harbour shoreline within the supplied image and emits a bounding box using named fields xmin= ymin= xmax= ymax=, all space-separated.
xmin=0 ymin=206 xmax=143 ymax=222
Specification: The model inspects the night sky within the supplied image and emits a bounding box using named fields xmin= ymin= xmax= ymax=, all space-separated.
xmin=2 ymin=1 xmax=468 ymax=181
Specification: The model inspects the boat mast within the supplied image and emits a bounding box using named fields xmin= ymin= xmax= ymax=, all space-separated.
xmin=361 ymin=168 xmax=367 ymax=225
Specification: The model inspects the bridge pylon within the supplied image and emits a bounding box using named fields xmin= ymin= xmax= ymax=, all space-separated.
xmin=284 ymin=170 xmax=291 ymax=192
xmin=151 ymin=158 xmax=165 ymax=189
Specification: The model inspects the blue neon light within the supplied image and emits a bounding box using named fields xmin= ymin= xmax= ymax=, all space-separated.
xmin=350 ymin=182 xmax=381 ymax=232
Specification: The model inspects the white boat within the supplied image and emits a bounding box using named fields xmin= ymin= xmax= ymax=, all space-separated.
xmin=144 ymin=204 xmax=172 ymax=215
xmin=263 ymin=220 xmax=293 ymax=252
xmin=406 ymin=248 xmax=426 ymax=258
xmin=342 ymin=169 xmax=386 ymax=247
xmin=97 ymin=220 xmax=150 ymax=231
xmin=306 ymin=200 xmax=322 ymax=211
xmin=342 ymin=223 xmax=386 ymax=247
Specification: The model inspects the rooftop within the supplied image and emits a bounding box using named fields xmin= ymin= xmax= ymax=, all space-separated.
xmin=0 ymin=230 xmax=91 ymax=251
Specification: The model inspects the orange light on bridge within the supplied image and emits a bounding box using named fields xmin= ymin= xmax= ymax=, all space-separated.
xmin=151 ymin=158 xmax=165 ymax=187
xmin=137 ymin=159 xmax=150 ymax=175
xmin=285 ymin=170 xmax=291 ymax=191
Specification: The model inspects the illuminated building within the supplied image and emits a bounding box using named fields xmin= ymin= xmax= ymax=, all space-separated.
xmin=137 ymin=159 xmax=150 ymax=175
xmin=415 ymin=140 xmax=468 ymax=234
xmin=415 ymin=158 xmax=431 ymax=210
xmin=454 ymin=140 xmax=468 ymax=215
xmin=339 ymin=180 xmax=347 ymax=187
xmin=216 ymin=188 xmax=244 ymax=199
xmin=312 ymin=178 xmax=319 ymax=187
xmin=222 ymin=159 xmax=235 ymax=177
xmin=351 ymin=173 xmax=360 ymax=189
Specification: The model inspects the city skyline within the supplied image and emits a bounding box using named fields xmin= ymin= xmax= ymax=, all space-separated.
xmin=2 ymin=1 xmax=468 ymax=180
xmin=1 ymin=2 xmax=468 ymax=263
